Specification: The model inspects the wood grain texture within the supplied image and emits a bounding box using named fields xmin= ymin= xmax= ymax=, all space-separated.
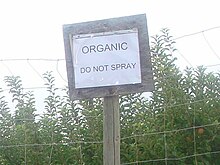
xmin=63 ymin=14 xmax=154 ymax=100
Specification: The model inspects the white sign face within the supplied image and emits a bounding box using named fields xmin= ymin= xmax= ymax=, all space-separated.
xmin=72 ymin=29 xmax=141 ymax=89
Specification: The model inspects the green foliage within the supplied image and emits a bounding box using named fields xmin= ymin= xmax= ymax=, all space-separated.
xmin=149 ymin=28 xmax=220 ymax=164
xmin=0 ymin=29 xmax=219 ymax=164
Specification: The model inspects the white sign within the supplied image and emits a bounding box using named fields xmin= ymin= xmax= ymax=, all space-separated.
xmin=72 ymin=29 xmax=141 ymax=88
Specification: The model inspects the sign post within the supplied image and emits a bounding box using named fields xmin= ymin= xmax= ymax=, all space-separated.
xmin=103 ymin=95 xmax=120 ymax=165
xmin=63 ymin=14 xmax=153 ymax=165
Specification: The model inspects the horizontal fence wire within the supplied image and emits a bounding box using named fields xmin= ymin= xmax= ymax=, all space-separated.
xmin=0 ymin=27 xmax=220 ymax=164
xmin=0 ymin=141 xmax=103 ymax=149
xmin=121 ymin=121 xmax=220 ymax=141
xmin=0 ymin=94 xmax=219 ymax=164
xmin=121 ymin=150 xmax=220 ymax=165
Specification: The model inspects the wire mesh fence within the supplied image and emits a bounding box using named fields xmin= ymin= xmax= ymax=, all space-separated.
xmin=0 ymin=27 xmax=220 ymax=164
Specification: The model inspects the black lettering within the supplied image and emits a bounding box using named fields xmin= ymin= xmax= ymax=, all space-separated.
xmin=90 ymin=45 xmax=96 ymax=53
xmin=110 ymin=63 xmax=137 ymax=71
xmin=116 ymin=64 xmax=121 ymax=70
xmin=97 ymin=44 xmax=104 ymax=52
xmin=131 ymin=63 xmax=136 ymax=68
xmin=80 ymin=67 xmax=91 ymax=73
xmin=104 ymin=65 xmax=109 ymax=71
xmin=110 ymin=43 xmax=117 ymax=51
xmin=82 ymin=46 xmax=89 ymax=54
xmin=111 ymin=64 xmax=116 ymax=70
xmin=93 ymin=65 xmax=109 ymax=72
xmin=126 ymin=63 xmax=132 ymax=69
xmin=99 ymin=66 xmax=104 ymax=71
xmin=117 ymin=43 xmax=121 ymax=50
xmin=93 ymin=66 xmax=99 ymax=72
xmin=104 ymin=44 xmax=111 ymax=51
xmin=80 ymin=67 xmax=85 ymax=73
xmin=121 ymin=63 xmax=126 ymax=69
xmin=81 ymin=42 xmax=128 ymax=54
xmin=121 ymin=42 xmax=128 ymax=50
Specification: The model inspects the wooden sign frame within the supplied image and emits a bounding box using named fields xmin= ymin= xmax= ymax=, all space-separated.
xmin=63 ymin=14 xmax=154 ymax=100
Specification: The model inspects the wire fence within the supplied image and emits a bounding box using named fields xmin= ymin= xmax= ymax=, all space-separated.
xmin=0 ymin=27 xmax=220 ymax=164
xmin=0 ymin=94 xmax=220 ymax=164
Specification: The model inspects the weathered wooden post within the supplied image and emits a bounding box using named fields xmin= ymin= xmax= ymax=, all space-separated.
xmin=103 ymin=95 xmax=120 ymax=165
xmin=63 ymin=14 xmax=153 ymax=165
